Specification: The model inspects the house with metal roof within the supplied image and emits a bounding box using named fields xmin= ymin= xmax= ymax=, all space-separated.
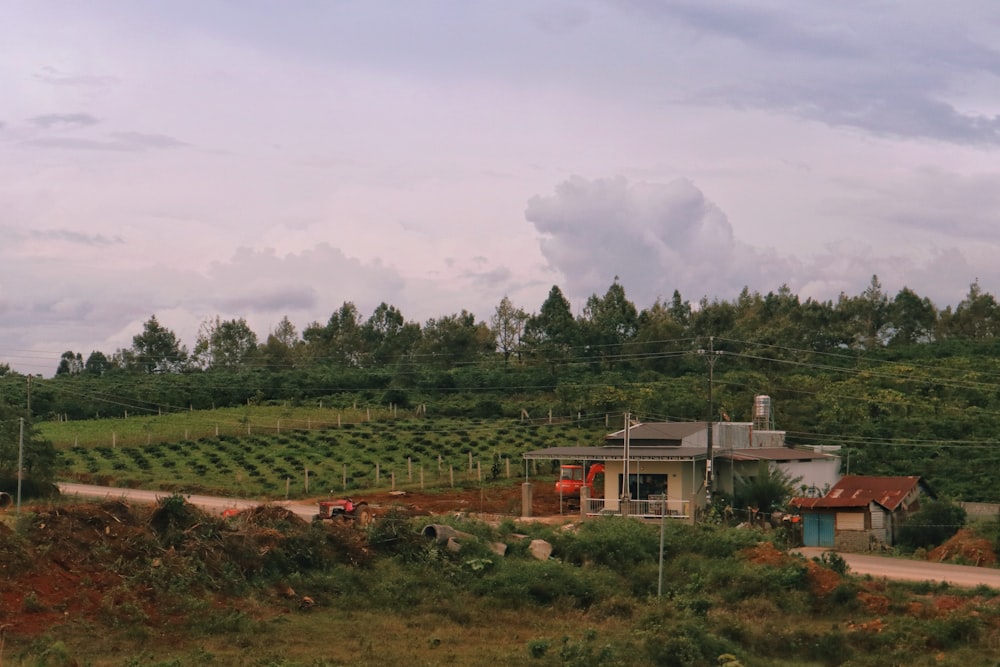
xmin=791 ymin=475 xmax=934 ymax=550
xmin=523 ymin=418 xmax=841 ymax=521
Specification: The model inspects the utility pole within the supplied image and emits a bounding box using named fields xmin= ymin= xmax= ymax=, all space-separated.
xmin=17 ymin=417 xmax=24 ymax=515
xmin=697 ymin=337 xmax=723 ymax=510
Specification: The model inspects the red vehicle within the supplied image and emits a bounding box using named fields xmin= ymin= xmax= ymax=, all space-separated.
xmin=555 ymin=463 xmax=605 ymax=505
xmin=314 ymin=497 xmax=373 ymax=527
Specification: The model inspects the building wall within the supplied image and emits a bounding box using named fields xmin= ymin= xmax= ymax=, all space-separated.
xmin=602 ymin=460 xmax=702 ymax=511
xmin=778 ymin=459 xmax=841 ymax=497
xmin=715 ymin=458 xmax=841 ymax=498
xmin=830 ymin=505 xmax=895 ymax=551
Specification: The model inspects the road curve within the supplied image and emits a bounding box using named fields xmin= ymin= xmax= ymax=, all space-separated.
xmin=797 ymin=547 xmax=1000 ymax=589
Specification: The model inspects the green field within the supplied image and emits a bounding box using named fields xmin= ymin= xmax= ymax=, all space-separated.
xmin=42 ymin=410 xmax=608 ymax=498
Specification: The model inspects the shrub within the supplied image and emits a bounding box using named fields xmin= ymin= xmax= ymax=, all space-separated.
xmin=557 ymin=517 xmax=659 ymax=567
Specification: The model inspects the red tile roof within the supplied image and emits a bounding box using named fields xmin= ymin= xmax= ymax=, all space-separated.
xmin=792 ymin=475 xmax=923 ymax=511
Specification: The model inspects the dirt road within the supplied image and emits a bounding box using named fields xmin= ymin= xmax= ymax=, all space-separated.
xmin=797 ymin=547 xmax=1000 ymax=589
xmin=57 ymin=482 xmax=319 ymax=520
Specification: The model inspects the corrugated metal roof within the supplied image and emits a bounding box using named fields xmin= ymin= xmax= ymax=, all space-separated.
xmin=522 ymin=445 xmax=707 ymax=462
xmin=718 ymin=447 xmax=838 ymax=462
xmin=605 ymin=421 xmax=706 ymax=444
xmin=792 ymin=475 xmax=922 ymax=511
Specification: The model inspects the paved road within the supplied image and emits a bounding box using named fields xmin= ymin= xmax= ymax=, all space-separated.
xmin=797 ymin=547 xmax=1000 ymax=589
xmin=57 ymin=482 xmax=318 ymax=521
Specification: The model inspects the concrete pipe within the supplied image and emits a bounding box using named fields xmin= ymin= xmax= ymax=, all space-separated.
xmin=421 ymin=524 xmax=475 ymax=543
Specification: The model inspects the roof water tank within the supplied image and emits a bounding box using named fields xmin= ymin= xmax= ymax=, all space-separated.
xmin=753 ymin=395 xmax=772 ymax=430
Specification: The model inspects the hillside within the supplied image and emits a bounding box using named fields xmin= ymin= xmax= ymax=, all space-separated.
xmin=2 ymin=494 xmax=999 ymax=667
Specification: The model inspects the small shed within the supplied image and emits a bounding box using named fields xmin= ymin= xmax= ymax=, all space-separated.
xmin=792 ymin=475 xmax=934 ymax=551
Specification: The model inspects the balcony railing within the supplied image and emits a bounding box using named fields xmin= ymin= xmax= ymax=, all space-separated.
xmin=582 ymin=495 xmax=691 ymax=519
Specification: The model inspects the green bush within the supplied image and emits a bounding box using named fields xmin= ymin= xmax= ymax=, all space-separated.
xmin=557 ymin=517 xmax=659 ymax=567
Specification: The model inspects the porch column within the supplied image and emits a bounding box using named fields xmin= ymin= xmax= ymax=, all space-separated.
xmin=580 ymin=485 xmax=590 ymax=520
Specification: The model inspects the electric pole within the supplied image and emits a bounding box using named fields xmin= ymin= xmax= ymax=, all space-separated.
xmin=17 ymin=417 xmax=24 ymax=515
xmin=697 ymin=337 xmax=723 ymax=510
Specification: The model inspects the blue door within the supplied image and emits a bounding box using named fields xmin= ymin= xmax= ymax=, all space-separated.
xmin=804 ymin=513 xmax=835 ymax=547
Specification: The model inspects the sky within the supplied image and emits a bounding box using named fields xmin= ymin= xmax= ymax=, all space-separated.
xmin=3 ymin=1 xmax=1000 ymax=376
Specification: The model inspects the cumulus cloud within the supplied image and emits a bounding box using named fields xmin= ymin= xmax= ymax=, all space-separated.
xmin=524 ymin=174 xmax=996 ymax=311
xmin=525 ymin=175 xmax=793 ymax=305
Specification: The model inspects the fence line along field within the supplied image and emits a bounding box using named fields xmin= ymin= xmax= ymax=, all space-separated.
xmin=41 ymin=408 xmax=608 ymax=499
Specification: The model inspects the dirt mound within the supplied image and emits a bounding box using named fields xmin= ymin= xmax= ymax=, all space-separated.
xmin=927 ymin=529 xmax=996 ymax=566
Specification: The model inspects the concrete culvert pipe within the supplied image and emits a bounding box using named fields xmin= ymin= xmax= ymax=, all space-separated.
xmin=0 ymin=492 xmax=11 ymax=509
xmin=421 ymin=524 xmax=475 ymax=543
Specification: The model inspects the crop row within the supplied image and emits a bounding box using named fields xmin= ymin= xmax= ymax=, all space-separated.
xmin=56 ymin=416 xmax=607 ymax=498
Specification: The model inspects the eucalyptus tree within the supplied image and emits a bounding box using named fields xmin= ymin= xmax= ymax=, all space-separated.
xmin=55 ymin=351 xmax=84 ymax=376
xmin=491 ymin=295 xmax=528 ymax=364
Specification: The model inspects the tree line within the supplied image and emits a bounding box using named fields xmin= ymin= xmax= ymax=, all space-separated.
xmin=33 ymin=274 xmax=1000 ymax=379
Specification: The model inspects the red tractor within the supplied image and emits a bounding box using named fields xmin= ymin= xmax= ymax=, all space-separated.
xmin=555 ymin=463 xmax=605 ymax=507
xmin=314 ymin=497 xmax=373 ymax=527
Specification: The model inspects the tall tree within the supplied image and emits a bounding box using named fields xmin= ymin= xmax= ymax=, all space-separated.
xmin=887 ymin=287 xmax=937 ymax=346
xmin=194 ymin=317 xmax=259 ymax=369
xmin=361 ymin=303 xmax=420 ymax=366
xmin=491 ymin=296 xmax=528 ymax=363
xmin=259 ymin=316 xmax=302 ymax=369
xmin=131 ymin=315 xmax=188 ymax=373
xmin=55 ymin=351 xmax=83 ymax=376
xmin=634 ymin=298 xmax=688 ymax=373
xmin=523 ymin=285 xmax=578 ymax=372
xmin=303 ymin=302 xmax=365 ymax=366
xmin=84 ymin=351 xmax=111 ymax=376
xmin=938 ymin=280 xmax=1000 ymax=340
xmin=416 ymin=310 xmax=493 ymax=366
xmin=579 ymin=278 xmax=638 ymax=369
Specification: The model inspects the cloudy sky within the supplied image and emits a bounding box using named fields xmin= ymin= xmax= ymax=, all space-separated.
xmin=3 ymin=1 xmax=1000 ymax=375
